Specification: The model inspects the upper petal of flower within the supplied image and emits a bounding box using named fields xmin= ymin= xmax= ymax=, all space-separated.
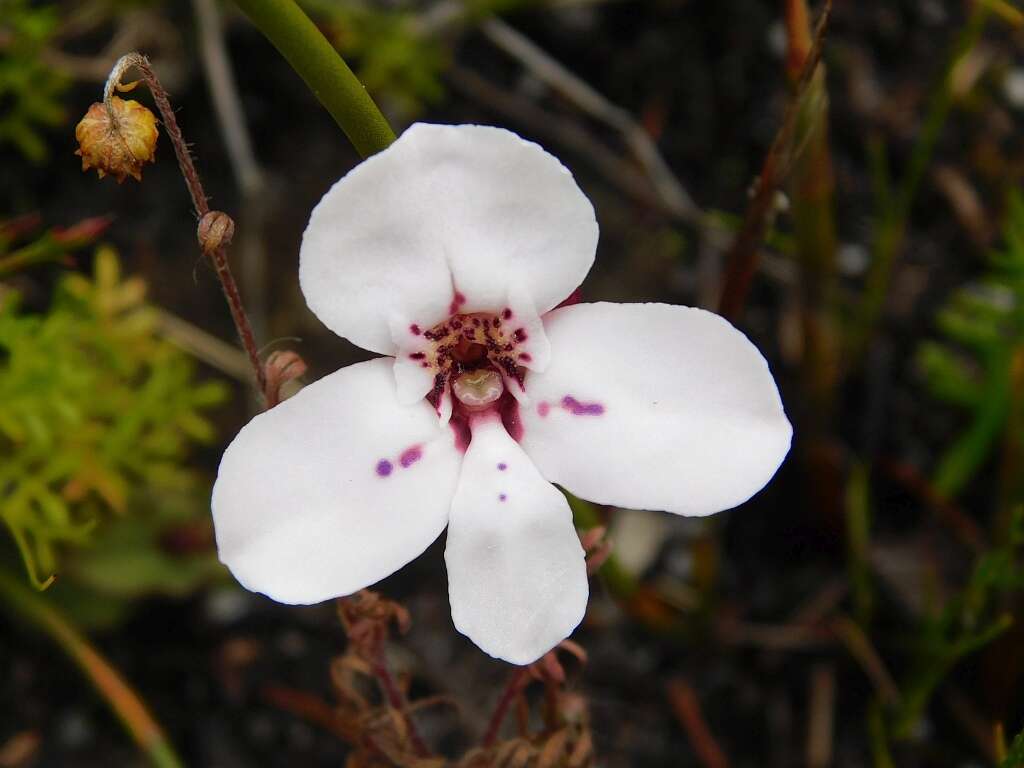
xmin=212 ymin=358 xmax=462 ymax=604
xmin=519 ymin=302 xmax=792 ymax=516
xmin=299 ymin=123 xmax=598 ymax=355
xmin=445 ymin=415 xmax=589 ymax=665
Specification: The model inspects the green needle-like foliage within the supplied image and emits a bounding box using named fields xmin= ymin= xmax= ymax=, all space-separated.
xmin=0 ymin=247 xmax=227 ymax=592
xmin=917 ymin=190 xmax=1024 ymax=498
xmin=891 ymin=509 xmax=1023 ymax=738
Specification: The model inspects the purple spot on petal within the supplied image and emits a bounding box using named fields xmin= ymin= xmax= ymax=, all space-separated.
xmin=537 ymin=402 xmax=550 ymax=418
xmin=375 ymin=459 xmax=393 ymax=477
xmin=562 ymin=395 xmax=605 ymax=416
xmin=497 ymin=462 xmax=507 ymax=471
xmin=409 ymin=351 xmax=425 ymax=360
xmin=410 ymin=324 xmax=421 ymax=335
xmin=513 ymin=328 xmax=527 ymax=342
xmin=499 ymin=493 xmax=507 ymax=502
xmin=502 ymin=308 xmax=513 ymax=320
xmin=400 ymin=445 xmax=423 ymax=468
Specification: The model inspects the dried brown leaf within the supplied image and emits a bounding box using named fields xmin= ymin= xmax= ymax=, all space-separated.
xmin=537 ymin=729 xmax=569 ymax=768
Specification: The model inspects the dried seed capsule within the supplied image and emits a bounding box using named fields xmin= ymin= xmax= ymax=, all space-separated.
xmin=74 ymin=96 xmax=158 ymax=183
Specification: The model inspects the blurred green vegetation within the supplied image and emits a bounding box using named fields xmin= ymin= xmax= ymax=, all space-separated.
xmin=303 ymin=0 xmax=449 ymax=115
xmin=890 ymin=509 xmax=1022 ymax=739
xmin=0 ymin=245 xmax=226 ymax=604
xmin=918 ymin=191 xmax=1024 ymax=500
xmin=0 ymin=0 xmax=68 ymax=161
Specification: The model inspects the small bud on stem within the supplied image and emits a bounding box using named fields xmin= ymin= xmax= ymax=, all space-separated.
xmin=81 ymin=53 xmax=269 ymax=405
xmin=197 ymin=211 xmax=235 ymax=256
xmin=263 ymin=350 xmax=308 ymax=408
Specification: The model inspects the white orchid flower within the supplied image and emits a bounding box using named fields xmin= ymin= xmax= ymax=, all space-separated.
xmin=212 ymin=123 xmax=792 ymax=665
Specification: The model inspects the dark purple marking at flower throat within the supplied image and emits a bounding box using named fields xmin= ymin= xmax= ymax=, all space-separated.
xmin=375 ymin=459 xmax=393 ymax=477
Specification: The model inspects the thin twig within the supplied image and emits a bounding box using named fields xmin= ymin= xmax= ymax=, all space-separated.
xmin=156 ymin=309 xmax=253 ymax=382
xmin=447 ymin=67 xmax=673 ymax=218
xmin=0 ymin=568 xmax=184 ymax=768
xmin=666 ymin=679 xmax=729 ymax=768
xmin=192 ymin=0 xmax=265 ymax=195
xmin=261 ymin=684 xmax=388 ymax=757
xmin=479 ymin=17 xmax=702 ymax=226
xmin=806 ymin=663 xmax=836 ymax=768
xmin=370 ymin=649 xmax=432 ymax=758
xmin=831 ymin=616 xmax=901 ymax=706
xmin=717 ymin=0 xmax=832 ymax=319
xmin=483 ymin=668 xmax=529 ymax=748
xmin=103 ymin=53 xmax=268 ymax=402
xmin=944 ymin=686 xmax=1000 ymax=764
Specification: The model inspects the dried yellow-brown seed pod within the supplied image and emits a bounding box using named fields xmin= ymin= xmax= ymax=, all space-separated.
xmin=74 ymin=96 xmax=158 ymax=183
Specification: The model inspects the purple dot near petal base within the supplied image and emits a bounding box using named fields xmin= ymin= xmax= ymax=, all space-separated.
xmin=400 ymin=445 xmax=423 ymax=468
xmin=499 ymin=493 xmax=507 ymax=502
xmin=497 ymin=462 xmax=507 ymax=471
xmin=375 ymin=459 xmax=393 ymax=477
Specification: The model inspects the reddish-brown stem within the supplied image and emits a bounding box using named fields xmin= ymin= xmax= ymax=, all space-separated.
xmin=666 ymin=679 xmax=730 ymax=768
xmin=370 ymin=649 xmax=431 ymax=758
xmin=107 ymin=53 xmax=268 ymax=403
xmin=261 ymin=684 xmax=388 ymax=757
xmin=783 ymin=0 xmax=813 ymax=81
xmin=717 ymin=0 xmax=831 ymax=320
xmin=482 ymin=667 xmax=529 ymax=748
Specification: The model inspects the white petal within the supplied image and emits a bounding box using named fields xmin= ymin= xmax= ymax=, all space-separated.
xmin=299 ymin=123 xmax=598 ymax=354
xmin=212 ymin=358 xmax=461 ymax=604
xmin=519 ymin=303 xmax=792 ymax=516
xmin=445 ymin=415 xmax=588 ymax=665
xmin=393 ymin=355 xmax=436 ymax=405
xmin=506 ymin=280 xmax=551 ymax=373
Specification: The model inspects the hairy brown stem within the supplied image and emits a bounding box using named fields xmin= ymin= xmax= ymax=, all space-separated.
xmin=482 ymin=667 xmax=529 ymax=748
xmin=106 ymin=53 xmax=268 ymax=402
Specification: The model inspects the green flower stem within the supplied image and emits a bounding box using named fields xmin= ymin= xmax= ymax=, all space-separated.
xmin=0 ymin=569 xmax=184 ymax=768
xmin=231 ymin=0 xmax=396 ymax=157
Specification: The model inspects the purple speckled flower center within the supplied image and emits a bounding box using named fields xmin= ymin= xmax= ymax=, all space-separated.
xmin=407 ymin=307 xmax=533 ymax=408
